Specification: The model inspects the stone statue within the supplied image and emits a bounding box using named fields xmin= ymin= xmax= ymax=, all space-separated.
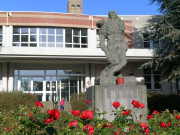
xmin=96 ymin=10 xmax=128 ymax=85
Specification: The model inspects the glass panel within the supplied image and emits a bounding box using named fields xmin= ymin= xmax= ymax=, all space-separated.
xmin=48 ymin=35 xmax=55 ymax=42
xmin=65 ymin=28 xmax=72 ymax=43
xmin=153 ymin=41 xmax=160 ymax=49
xmin=65 ymin=44 xmax=72 ymax=48
xmin=13 ymin=43 xmax=20 ymax=46
xmin=30 ymin=35 xmax=37 ymax=42
xmin=48 ymin=43 xmax=55 ymax=47
xmin=39 ymin=43 xmax=46 ymax=47
xmin=39 ymin=28 xmax=46 ymax=34
xmin=57 ymin=70 xmax=66 ymax=75
xmin=56 ymin=36 xmax=63 ymax=43
xmin=21 ymin=43 xmax=28 ymax=47
xmin=61 ymin=77 xmax=69 ymax=101
xmin=30 ymin=28 xmax=36 ymax=34
xmin=73 ymin=29 xmax=80 ymax=36
xmin=0 ymin=36 xmax=2 ymax=42
xmin=145 ymin=83 xmax=151 ymax=89
xmin=21 ymin=35 xmax=28 ymax=42
xmin=46 ymin=77 xmax=50 ymax=91
xmin=30 ymin=43 xmax=37 ymax=47
xmin=21 ymin=77 xmax=31 ymax=91
xmin=14 ymin=76 xmax=18 ymax=91
xmin=39 ymin=35 xmax=46 ymax=42
xmin=21 ymin=28 xmax=28 ymax=34
xmin=13 ymin=35 xmax=20 ymax=42
xmin=36 ymin=94 xmax=43 ymax=101
xmin=52 ymin=76 xmax=56 ymax=91
xmin=13 ymin=27 xmax=20 ymax=34
xmin=144 ymin=42 xmax=150 ymax=48
xmin=46 ymin=70 xmax=56 ymax=75
xmin=73 ymin=44 xmax=80 ymax=48
xmin=0 ymin=27 xmax=2 ymax=34
xmin=33 ymin=77 xmax=43 ymax=91
xmin=73 ymin=37 xmax=80 ymax=43
xmin=56 ymin=44 xmax=63 ymax=48
xmin=81 ymin=37 xmax=87 ymax=44
xmin=56 ymin=28 xmax=63 ymax=35
xmin=154 ymin=75 xmax=160 ymax=82
xmin=81 ymin=29 xmax=87 ymax=36
xmin=154 ymin=83 xmax=161 ymax=89
xmin=14 ymin=70 xmax=18 ymax=75
xmin=81 ymin=45 xmax=88 ymax=48
xmin=19 ymin=70 xmax=44 ymax=75
xmin=48 ymin=28 xmax=55 ymax=34
xmin=70 ymin=76 xmax=77 ymax=94
xmin=144 ymin=76 xmax=151 ymax=82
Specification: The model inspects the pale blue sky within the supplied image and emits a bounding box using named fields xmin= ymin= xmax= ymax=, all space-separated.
xmin=0 ymin=0 xmax=161 ymax=15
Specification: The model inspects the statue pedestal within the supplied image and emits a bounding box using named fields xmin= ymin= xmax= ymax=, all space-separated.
xmin=87 ymin=84 xmax=147 ymax=122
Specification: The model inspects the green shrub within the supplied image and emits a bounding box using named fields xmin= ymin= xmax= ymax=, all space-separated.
xmin=0 ymin=91 xmax=38 ymax=112
xmin=147 ymin=92 xmax=180 ymax=113
xmin=70 ymin=92 xmax=86 ymax=112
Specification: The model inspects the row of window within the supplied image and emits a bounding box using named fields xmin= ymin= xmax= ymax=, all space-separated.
xmin=13 ymin=27 xmax=88 ymax=48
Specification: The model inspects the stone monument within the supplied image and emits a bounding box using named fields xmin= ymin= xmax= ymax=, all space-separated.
xmin=87 ymin=11 xmax=147 ymax=122
xmin=96 ymin=10 xmax=128 ymax=85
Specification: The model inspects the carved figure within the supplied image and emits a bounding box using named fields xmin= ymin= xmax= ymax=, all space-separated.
xmin=96 ymin=11 xmax=128 ymax=83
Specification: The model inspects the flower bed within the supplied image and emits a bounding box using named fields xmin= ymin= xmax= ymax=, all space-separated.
xmin=0 ymin=100 xmax=180 ymax=135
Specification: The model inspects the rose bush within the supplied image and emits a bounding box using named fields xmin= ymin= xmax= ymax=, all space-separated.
xmin=0 ymin=100 xmax=180 ymax=135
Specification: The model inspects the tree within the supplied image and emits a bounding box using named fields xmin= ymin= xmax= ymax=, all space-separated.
xmin=141 ymin=0 xmax=180 ymax=82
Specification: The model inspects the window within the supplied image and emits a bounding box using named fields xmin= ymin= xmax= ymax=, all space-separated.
xmin=96 ymin=29 xmax=107 ymax=48
xmin=143 ymin=33 xmax=161 ymax=49
xmin=144 ymin=69 xmax=161 ymax=90
xmin=65 ymin=28 xmax=88 ymax=48
xmin=0 ymin=27 xmax=2 ymax=46
xmin=77 ymin=5 xmax=81 ymax=7
xmin=13 ymin=27 xmax=87 ymax=48
xmin=71 ymin=4 xmax=75 ymax=7
xmin=13 ymin=27 xmax=37 ymax=47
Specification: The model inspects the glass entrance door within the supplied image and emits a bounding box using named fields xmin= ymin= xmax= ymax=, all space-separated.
xmin=46 ymin=76 xmax=57 ymax=101
xmin=61 ymin=76 xmax=69 ymax=101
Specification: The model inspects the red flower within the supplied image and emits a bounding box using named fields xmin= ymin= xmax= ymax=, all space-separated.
xmin=147 ymin=115 xmax=153 ymax=120
xmin=86 ymin=100 xmax=91 ymax=104
xmin=87 ymin=125 xmax=94 ymax=135
xmin=140 ymin=103 xmax=145 ymax=108
xmin=87 ymin=110 xmax=93 ymax=120
xmin=122 ymin=110 xmax=131 ymax=116
xmin=112 ymin=101 xmax=120 ymax=109
xmin=144 ymin=128 xmax=150 ymax=135
xmin=45 ymin=118 xmax=53 ymax=123
xmin=152 ymin=110 xmax=160 ymax=115
xmin=29 ymin=113 xmax=34 ymax=117
xmin=140 ymin=122 xmax=148 ymax=130
xmin=120 ymin=133 xmax=124 ymax=135
xmin=7 ymin=127 xmax=11 ymax=132
xmin=167 ymin=122 xmax=171 ymax=126
xmin=132 ymin=100 xmax=140 ymax=108
xmin=175 ymin=114 xmax=180 ymax=120
xmin=49 ymin=109 xmax=60 ymax=120
xmin=103 ymin=123 xmax=113 ymax=128
xmin=71 ymin=110 xmax=80 ymax=116
xmin=68 ymin=120 xmax=78 ymax=128
xmin=83 ymin=125 xmax=94 ymax=135
xmin=114 ymin=132 xmax=118 ymax=135
xmin=81 ymin=111 xmax=88 ymax=119
xmin=139 ymin=114 xmax=142 ymax=118
xmin=35 ymin=101 xmax=44 ymax=108
xmin=159 ymin=122 xmax=167 ymax=128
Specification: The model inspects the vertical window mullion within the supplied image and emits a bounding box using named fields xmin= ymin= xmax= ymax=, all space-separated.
xmin=72 ymin=29 xmax=73 ymax=48
xmin=63 ymin=29 xmax=65 ymax=48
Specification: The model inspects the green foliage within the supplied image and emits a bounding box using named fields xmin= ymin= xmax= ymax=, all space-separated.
xmin=0 ymin=91 xmax=38 ymax=112
xmin=141 ymin=0 xmax=180 ymax=81
xmin=147 ymin=92 xmax=180 ymax=113
xmin=70 ymin=92 xmax=86 ymax=112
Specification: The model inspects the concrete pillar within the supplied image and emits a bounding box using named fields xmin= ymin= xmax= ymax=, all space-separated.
xmin=2 ymin=62 xmax=8 ymax=91
xmin=8 ymin=63 xmax=14 ymax=91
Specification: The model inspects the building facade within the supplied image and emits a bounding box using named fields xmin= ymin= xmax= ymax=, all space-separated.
xmin=0 ymin=3 xmax=179 ymax=101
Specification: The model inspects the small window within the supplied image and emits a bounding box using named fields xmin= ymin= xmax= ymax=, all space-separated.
xmin=143 ymin=34 xmax=150 ymax=48
xmin=71 ymin=4 xmax=75 ymax=7
xmin=77 ymin=5 xmax=81 ymax=7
